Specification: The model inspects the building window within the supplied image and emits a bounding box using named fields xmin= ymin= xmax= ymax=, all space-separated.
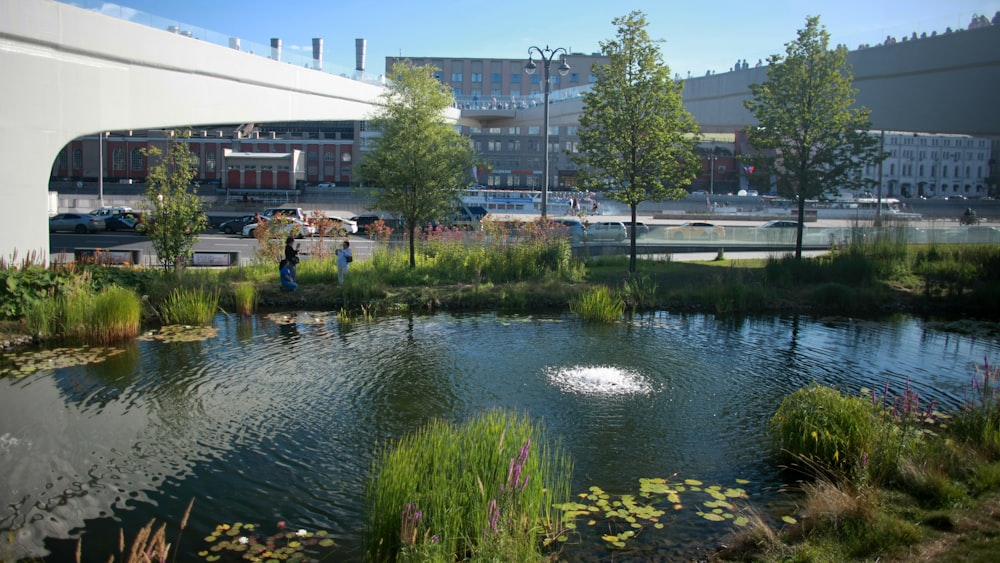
xmin=453 ymin=87 xmax=462 ymax=96
xmin=507 ymin=140 xmax=520 ymax=151
xmin=307 ymin=151 xmax=317 ymax=161
xmin=341 ymin=166 xmax=351 ymax=177
xmin=130 ymin=148 xmax=144 ymax=171
xmin=451 ymin=72 xmax=463 ymax=81
xmin=73 ymin=148 xmax=82 ymax=170
xmin=510 ymin=74 xmax=521 ymax=84
xmin=471 ymin=73 xmax=482 ymax=82
xmin=530 ymin=75 xmax=541 ymax=85
xmin=206 ymin=152 xmax=216 ymax=172
xmin=508 ymin=127 xmax=521 ymax=135
xmin=569 ymin=73 xmax=580 ymax=83
xmin=112 ymin=148 xmax=125 ymax=171
xmin=245 ymin=164 xmax=256 ymax=171
xmin=491 ymin=73 xmax=501 ymax=83
xmin=488 ymin=127 xmax=501 ymax=135
xmin=325 ymin=152 xmax=335 ymax=161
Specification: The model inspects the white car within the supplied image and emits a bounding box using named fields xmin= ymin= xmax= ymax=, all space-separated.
xmin=327 ymin=216 xmax=358 ymax=234
xmin=243 ymin=218 xmax=315 ymax=239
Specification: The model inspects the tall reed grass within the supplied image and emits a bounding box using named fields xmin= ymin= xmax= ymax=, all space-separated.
xmin=158 ymin=287 xmax=221 ymax=325
xmin=365 ymin=409 xmax=572 ymax=562
xmin=570 ymin=285 xmax=624 ymax=323
xmin=231 ymin=282 xmax=258 ymax=315
xmin=23 ymin=284 xmax=141 ymax=344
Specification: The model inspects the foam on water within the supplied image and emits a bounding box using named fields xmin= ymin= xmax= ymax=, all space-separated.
xmin=545 ymin=365 xmax=654 ymax=396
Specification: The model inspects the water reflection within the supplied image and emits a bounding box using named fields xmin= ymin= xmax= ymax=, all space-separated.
xmin=0 ymin=311 xmax=997 ymax=561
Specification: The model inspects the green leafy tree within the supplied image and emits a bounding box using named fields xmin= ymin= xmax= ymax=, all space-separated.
xmin=574 ymin=10 xmax=701 ymax=273
xmin=139 ymin=130 xmax=208 ymax=271
xmin=743 ymin=16 xmax=883 ymax=259
xmin=359 ymin=60 xmax=476 ymax=268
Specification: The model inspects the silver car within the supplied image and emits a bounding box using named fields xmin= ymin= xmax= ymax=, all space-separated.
xmin=586 ymin=221 xmax=628 ymax=241
xmin=49 ymin=212 xmax=107 ymax=233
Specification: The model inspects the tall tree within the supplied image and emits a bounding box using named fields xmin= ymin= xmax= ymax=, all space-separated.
xmin=744 ymin=16 xmax=883 ymax=259
xmin=574 ymin=10 xmax=701 ymax=273
xmin=359 ymin=60 xmax=476 ymax=268
xmin=139 ymin=130 xmax=208 ymax=271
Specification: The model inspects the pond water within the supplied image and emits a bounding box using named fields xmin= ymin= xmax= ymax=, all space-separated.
xmin=1 ymin=311 xmax=997 ymax=561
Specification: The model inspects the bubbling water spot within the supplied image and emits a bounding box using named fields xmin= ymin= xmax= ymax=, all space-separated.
xmin=546 ymin=365 xmax=654 ymax=396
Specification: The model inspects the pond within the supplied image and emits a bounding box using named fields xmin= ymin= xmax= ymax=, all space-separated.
xmin=1 ymin=311 xmax=997 ymax=561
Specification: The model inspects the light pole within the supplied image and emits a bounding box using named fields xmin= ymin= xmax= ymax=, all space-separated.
xmin=525 ymin=45 xmax=569 ymax=217
xmin=98 ymin=131 xmax=108 ymax=207
xmin=708 ymin=154 xmax=718 ymax=195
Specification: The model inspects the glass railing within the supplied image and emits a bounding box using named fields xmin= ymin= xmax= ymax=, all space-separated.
xmin=56 ymin=1 xmax=384 ymax=84
xmin=453 ymin=84 xmax=591 ymax=111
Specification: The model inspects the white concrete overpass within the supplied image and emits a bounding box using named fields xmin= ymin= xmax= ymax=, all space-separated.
xmin=3 ymin=0 xmax=998 ymax=263
xmin=0 ymin=0 xmax=396 ymax=264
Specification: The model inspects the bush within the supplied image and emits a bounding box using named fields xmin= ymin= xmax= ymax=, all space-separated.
xmin=570 ymin=285 xmax=624 ymax=323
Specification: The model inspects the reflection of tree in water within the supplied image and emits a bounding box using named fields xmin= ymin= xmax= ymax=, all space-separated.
xmin=359 ymin=315 xmax=463 ymax=442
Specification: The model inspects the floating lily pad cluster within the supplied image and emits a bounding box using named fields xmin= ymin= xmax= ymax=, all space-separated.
xmin=138 ymin=325 xmax=219 ymax=343
xmin=554 ymin=477 xmax=759 ymax=550
xmin=0 ymin=345 xmax=127 ymax=378
xmin=264 ymin=312 xmax=334 ymax=326
xmin=200 ymin=522 xmax=335 ymax=562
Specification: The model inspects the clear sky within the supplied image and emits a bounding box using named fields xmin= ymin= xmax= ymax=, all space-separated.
xmin=85 ymin=0 xmax=1000 ymax=78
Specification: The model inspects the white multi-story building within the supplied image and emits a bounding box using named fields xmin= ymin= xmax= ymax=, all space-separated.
xmin=860 ymin=131 xmax=993 ymax=198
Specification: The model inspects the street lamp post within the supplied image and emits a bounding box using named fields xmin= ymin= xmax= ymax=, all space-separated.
xmin=708 ymin=154 xmax=718 ymax=195
xmin=525 ymin=45 xmax=569 ymax=218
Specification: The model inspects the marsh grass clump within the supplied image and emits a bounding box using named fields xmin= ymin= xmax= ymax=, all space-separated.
xmin=88 ymin=285 xmax=142 ymax=344
xmin=365 ymin=409 xmax=572 ymax=562
xmin=158 ymin=287 xmax=221 ymax=325
xmin=23 ymin=283 xmax=140 ymax=344
xmin=771 ymin=385 xmax=877 ymax=476
xmin=570 ymin=285 xmax=624 ymax=323
xmin=231 ymin=282 xmax=258 ymax=316
xmin=950 ymin=358 xmax=1000 ymax=458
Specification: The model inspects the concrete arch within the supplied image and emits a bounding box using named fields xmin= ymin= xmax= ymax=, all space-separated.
xmin=1 ymin=0 xmax=395 ymax=263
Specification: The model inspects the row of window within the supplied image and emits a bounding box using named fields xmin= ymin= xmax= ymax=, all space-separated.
xmin=227 ymin=164 xmax=291 ymax=171
xmin=894 ymin=149 xmax=988 ymax=160
xmin=865 ymin=163 xmax=986 ymax=178
xmin=891 ymin=136 xmax=988 ymax=148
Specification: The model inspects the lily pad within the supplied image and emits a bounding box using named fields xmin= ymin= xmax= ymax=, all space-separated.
xmin=138 ymin=324 xmax=218 ymax=343
xmin=0 ymin=345 xmax=128 ymax=377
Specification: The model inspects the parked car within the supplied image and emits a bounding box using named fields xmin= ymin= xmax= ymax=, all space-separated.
xmin=88 ymin=205 xmax=134 ymax=218
xmin=760 ymin=220 xmax=799 ymax=229
xmin=666 ymin=221 xmax=725 ymax=240
xmin=104 ymin=211 xmax=143 ymax=231
xmin=218 ymin=215 xmax=256 ymax=234
xmin=50 ymin=212 xmax=106 ymax=233
xmin=628 ymin=221 xmax=650 ymax=238
xmin=551 ymin=217 xmax=586 ymax=242
xmin=586 ymin=221 xmax=628 ymax=241
xmin=243 ymin=218 xmax=315 ymax=239
xmin=328 ymin=216 xmax=358 ymax=234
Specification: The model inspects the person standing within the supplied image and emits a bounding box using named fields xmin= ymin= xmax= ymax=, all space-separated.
xmin=335 ymin=240 xmax=352 ymax=285
xmin=284 ymin=236 xmax=300 ymax=280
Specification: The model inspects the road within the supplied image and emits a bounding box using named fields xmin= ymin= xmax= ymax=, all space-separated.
xmin=49 ymin=229 xmax=376 ymax=267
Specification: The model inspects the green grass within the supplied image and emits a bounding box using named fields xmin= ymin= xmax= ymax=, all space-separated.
xmin=364 ymin=409 xmax=572 ymax=562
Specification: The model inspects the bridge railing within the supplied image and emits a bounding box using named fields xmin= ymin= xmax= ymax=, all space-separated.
xmin=57 ymin=1 xmax=381 ymax=83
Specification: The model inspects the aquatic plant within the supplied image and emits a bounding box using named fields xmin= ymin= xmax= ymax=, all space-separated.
xmin=198 ymin=521 xmax=335 ymax=562
xmin=158 ymin=287 xmax=221 ymax=325
xmin=231 ymin=281 xmax=258 ymax=316
xmin=570 ymin=285 xmax=624 ymax=323
xmin=951 ymin=357 xmax=1000 ymax=458
xmin=771 ymin=384 xmax=877 ymax=475
xmin=554 ymin=477 xmax=750 ymax=551
xmin=364 ymin=409 xmax=572 ymax=562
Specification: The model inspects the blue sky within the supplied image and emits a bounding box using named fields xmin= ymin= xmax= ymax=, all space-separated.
xmin=85 ymin=0 xmax=999 ymax=78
